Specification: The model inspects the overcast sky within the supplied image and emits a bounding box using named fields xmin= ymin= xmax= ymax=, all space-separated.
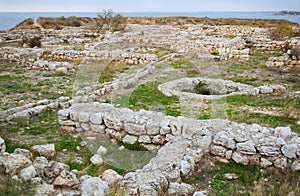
xmin=0 ymin=0 xmax=299 ymax=12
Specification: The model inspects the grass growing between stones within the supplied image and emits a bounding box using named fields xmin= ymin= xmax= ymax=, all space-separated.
xmin=0 ymin=167 xmax=35 ymax=196
xmin=128 ymin=81 xmax=181 ymax=116
xmin=184 ymin=158 xmax=300 ymax=196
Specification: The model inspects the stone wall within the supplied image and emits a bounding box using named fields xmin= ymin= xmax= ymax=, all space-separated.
xmin=267 ymin=56 xmax=300 ymax=68
xmin=158 ymin=77 xmax=286 ymax=100
xmin=59 ymin=102 xmax=300 ymax=172
xmin=0 ymin=97 xmax=70 ymax=121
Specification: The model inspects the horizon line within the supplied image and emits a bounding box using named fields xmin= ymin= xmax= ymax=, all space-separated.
xmin=0 ymin=10 xmax=284 ymax=13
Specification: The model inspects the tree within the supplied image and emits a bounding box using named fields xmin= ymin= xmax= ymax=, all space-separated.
xmin=97 ymin=9 xmax=125 ymax=32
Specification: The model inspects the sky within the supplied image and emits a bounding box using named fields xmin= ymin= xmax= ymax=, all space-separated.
xmin=0 ymin=0 xmax=299 ymax=12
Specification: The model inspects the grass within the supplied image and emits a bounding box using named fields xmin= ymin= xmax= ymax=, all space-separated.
xmin=0 ymin=59 xmax=74 ymax=109
xmin=0 ymin=42 xmax=20 ymax=48
xmin=184 ymin=159 xmax=300 ymax=195
xmin=98 ymin=61 xmax=130 ymax=84
xmin=0 ymin=167 xmax=35 ymax=196
xmin=170 ymin=57 xmax=193 ymax=69
xmin=128 ymin=81 xmax=181 ymax=117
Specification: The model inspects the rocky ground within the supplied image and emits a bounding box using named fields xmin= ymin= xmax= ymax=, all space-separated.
xmin=0 ymin=16 xmax=300 ymax=195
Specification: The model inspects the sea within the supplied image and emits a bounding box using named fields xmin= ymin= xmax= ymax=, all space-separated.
xmin=0 ymin=11 xmax=299 ymax=30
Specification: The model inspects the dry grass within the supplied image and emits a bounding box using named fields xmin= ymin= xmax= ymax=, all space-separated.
xmin=9 ymin=16 xmax=300 ymax=32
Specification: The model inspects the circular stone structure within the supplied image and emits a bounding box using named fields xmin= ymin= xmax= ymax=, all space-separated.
xmin=159 ymin=77 xmax=262 ymax=100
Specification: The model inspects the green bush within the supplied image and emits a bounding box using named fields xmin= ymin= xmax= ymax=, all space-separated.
xmin=194 ymin=82 xmax=210 ymax=95
xmin=269 ymin=25 xmax=294 ymax=40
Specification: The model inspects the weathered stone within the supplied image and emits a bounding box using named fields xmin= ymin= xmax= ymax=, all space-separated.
xmin=32 ymin=144 xmax=56 ymax=159
xmin=274 ymin=157 xmax=287 ymax=169
xmin=122 ymin=135 xmax=138 ymax=145
xmin=35 ymin=184 xmax=56 ymax=196
xmin=146 ymin=122 xmax=160 ymax=135
xmin=80 ymin=177 xmax=110 ymax=196
xmin=232 ymin=152 xmax=249 ymax=165
xmin=33 ymin=156 xmax=49 ymax=176
xmin=0 ymin=137 xmax=5 ymax=153
xmin=124 ymin=123 xmax=146 ymax=136
xmin=152 ymin=135 xmax=166 ymax=145
xmin=291 ymin=160 xmax=300 ymax=171
xmin=81 ymin=123 xmax=90 ymax=131
xmin=226 ymin=150 xmax=233 ymax=159
xmin=276 ymin=138 xmax=286 ymax=146
xmin=236 ymin=140 xmax=256 ymax=155
xmin=101 ymin=169 xmax=123 ymax=186
xmin=259 ymin=86 xmax=273 ymax=94
xmin=213 ymin=131 xmax=236 ymax=149
xmin=259 ymin=146 xmax=280 ymax=156
xmin=20 ymin=165 xmax=37 ymax=181
xmin=90 ymin=154 xmax=103 ymax=166
xmin=79 ymin=112 xmax=90 ymax=123
xmin=260 ymin=158 xmax=273 ymax=168
xmin=224 ymin=173 xmax=239 ymax=180
xmin=90 ymin=113 xmax=103 ymax=125
xmin=4 ymin=153 xmax=32 ymax=175
xmin=96 ymin=146 xmax=107 ymax=155
xmin=281 ymin=144 xmax=297 ymax=159
xmin=180 ymin=160 xmax=191 ymax=175
xmin=167 ymin=182 xmax=194 ymax=196
xmin=103 ymin=114 xmax=123 ymax=131
xmin=138 ymin=135 xmax=152 ymax=144
xmin=58 ymin=109 xmax=70 ymax=119
xmin=90 ymin=124 xmax=106 ymax=133
xmin=210 ymin=145 xmax=227 ymax=157
xmin=13 ymin=148 xmax=31 ymax=159
xmin=43 ymin=161 xmax=70 ymax=182
xmin=193 ymin=190 xmax=208 ymax=196
xmin=53 ymin=170 xmax=79 ymax=188
xmin=275 ymin=127 xmax=295 ymax=141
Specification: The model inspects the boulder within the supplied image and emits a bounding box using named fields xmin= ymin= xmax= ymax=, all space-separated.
xmin=281 ymin=144 xmax=297 ymax=159
xmin=90 ymin=113 xmax=103 ymax=125
xmin=33 ymin=156 xmax=49 ymax=176
xmin=236 ymin=140 xmax=256 ymax=155
xmin=32 ymin=144 xmax=55 ymax=159
xmin=213 ymin=131 xmax=236 ymax=149
xmin=3 ymin=153 xmax=32 ymax=175
xmin=101 ymin=169 xmax=123 ymax=186
xmin=35 ymin=184 xmax=56 ymax=196
xmin=13 ymin=148 xmax=31 ymax=159
xmin=80 ymin=177 xmax=110 ymax=196
xmin=90 ymin=154 xmax=103 ymax=166
xmin=232 ymin=152 xmax=249 ymax=165
xmin=167 ymin=182 xmax=194 ymax=196
xmin=20 ymin=165 xmax=37 ymax=181
xmin=53 ymin=170 xmax=80 ymax=189
xmin=122 ymin=135 xmax=137 ymax=145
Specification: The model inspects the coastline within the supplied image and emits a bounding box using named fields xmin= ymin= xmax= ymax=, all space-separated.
xmin=0 ymin=11 xmax=300 ymax=30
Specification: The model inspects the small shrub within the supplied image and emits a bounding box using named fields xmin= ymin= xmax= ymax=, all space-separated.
xmin=53 ymin=70 xmax=66 ymax=76
xmin=194 ymin=82 xmax=210 ymax=95
xmin=268 ymin=25 xmax=294 ymax=40
xmin=21 ymin=36 xmax=42 ymax=48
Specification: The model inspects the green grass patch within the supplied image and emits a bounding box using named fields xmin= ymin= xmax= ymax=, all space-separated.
xmin=98 ymin=61 xmax=129 ymax=84
xmin=119 ymin=141 xmax=148 ymax=151
xmin=170 ymin=57 xmax=193 ymax=69
xmin=225 ymin=95 xmax=299 ymax=108
xmin=55 ymin=137 xmax=81 ymax=152
xmin=128 ymin=81 xmax=181 ymax=116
